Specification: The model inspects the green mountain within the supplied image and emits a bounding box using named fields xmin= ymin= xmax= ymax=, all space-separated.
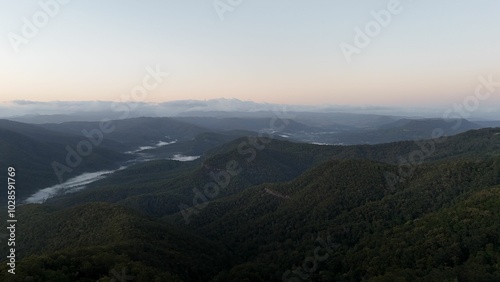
xmin=0 ymin=202 xmax=232 ymax=282
xmin=2 ymin=125 xmax=500 ymax=281
xmin=46 ymin=127 xmax=500 ymax=217
xmin=171 ymin=157 xmax=500 ymax=281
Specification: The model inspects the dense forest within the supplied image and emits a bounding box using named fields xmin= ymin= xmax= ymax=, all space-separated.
xmin=1 ymin=126 xmax=500 ymax=281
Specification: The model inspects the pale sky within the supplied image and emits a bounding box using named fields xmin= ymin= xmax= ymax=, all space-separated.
xmin=1 ymin=0 xmax=500 ymax=108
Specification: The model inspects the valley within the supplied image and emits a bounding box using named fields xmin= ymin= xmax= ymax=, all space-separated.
xmin=1 ymin=114 xmax=500 ymax=281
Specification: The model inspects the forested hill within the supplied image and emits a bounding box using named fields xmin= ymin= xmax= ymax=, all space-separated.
xmin=0 ymin=127 xmax=499 ymax=281
xmin=171 ymin=156 xmax=500 ymax=280
xmin=0 ymin=203 xmax=232 ymax=281
xmin=45 ymin=127 xmax=500 ymax=215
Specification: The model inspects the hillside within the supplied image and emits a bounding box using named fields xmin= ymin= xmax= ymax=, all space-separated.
xmin=2 ymin=126 xmax=500 ymax=281
xmin=325 ymin=118 xmax=483 ymax=145
xmin=173 ymin=117 xmax=322 ymax=134
xmin=0 ymin=203 xmax=232 ymax=281
xmin=170 ymin=156 xmax=500 ymax=281
xmin=0 ymin=120 xmax=130 ymax=202
xmin=45 ymin=127 xmax=500 ymax=216
xmin=39 ymin=117 xmax=210 ymax=150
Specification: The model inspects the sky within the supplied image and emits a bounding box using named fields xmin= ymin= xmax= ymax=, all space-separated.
xmin=1 ymin=0 xmax=500 ymax=110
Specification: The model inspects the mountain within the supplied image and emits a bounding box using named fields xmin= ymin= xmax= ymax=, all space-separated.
xmin=159 ymin=98 xmax=273 ymax=114
xmin=38 ymin=117 xmax=210 ymax=150
xmin=7 ymin=101 xmax=492 ymax=147
xmin=352 ymin=185 xmax=500 ymax=281
xmin=379 ymin=118 xmax=480 ymax=132
xmin=2 ymin=119 xmax=500 ymax=281
xmin=476 ymin=120 xmax=500 ymax=128
xmin=0 ymin=120 xmax=130 ymax=202
xmin=323 ymin=118 xmax=483 ymax=145
xmin=172 ymin=117 xmax=322 ymax=134
xmin=168 ymin=156 xmax=500 ymax=281
xmin=134 ymin=131 xmax=254 ymax=159
xmin=4 ymin=99 xmax=465 ymax=129
xmin=34 ymin=127 xmax=500 ymax=281
xmin=290 ymin=111 xmax=399 ymax=130
xmin=45 ymin=127 xmax=500 ymax=215
xmin=44 ymin=133 xmax=324 ymax=215
xmin=2 ymin=99 xmax=416 ymax=122
xmin=0 ymin=202 xmax=232 ymax=281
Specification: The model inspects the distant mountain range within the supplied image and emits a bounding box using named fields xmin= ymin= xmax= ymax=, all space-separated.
xmin=324 ymin=118 xmax=483 ymax=144
xmin=4 ymin=98 xmax=500 ymax=123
